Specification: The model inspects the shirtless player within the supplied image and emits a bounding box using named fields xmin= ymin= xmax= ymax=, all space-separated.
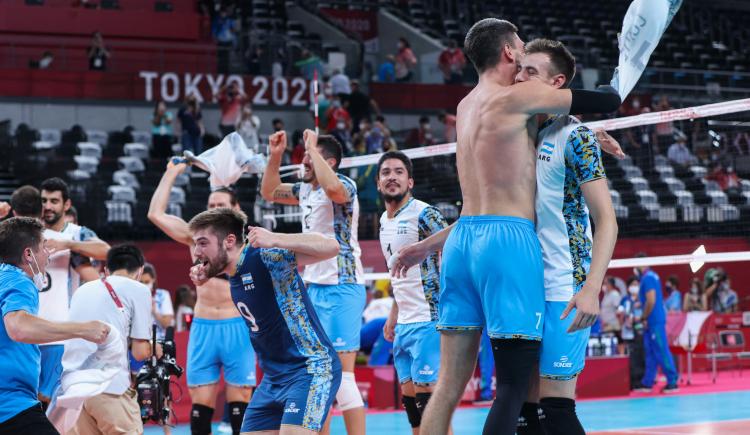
xmin=149 ymin=163 xmax=255 ymax=435
xmin=390 ymin=19 xmax=621 ymax=435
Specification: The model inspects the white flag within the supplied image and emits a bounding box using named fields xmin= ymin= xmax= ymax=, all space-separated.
xmin=611 ymin=0 xmax=683 ymax=100
xmin=184 ymin=132 xmax=266 ymax=190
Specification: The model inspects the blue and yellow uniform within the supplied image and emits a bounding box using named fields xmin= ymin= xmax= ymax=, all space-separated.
xmin=230 ymin=245 xmax=341 ymax=432
xmin=535 ymin=115 xmax=607 ymax=380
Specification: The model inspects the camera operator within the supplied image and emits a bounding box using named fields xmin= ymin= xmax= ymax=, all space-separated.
xmin=0 ymin=217 xmax=110 ymax=434
xmin=63 ymin=244 xmax=153 ymax=434
xmin=704 ymin=268 xmax=738 ymax=313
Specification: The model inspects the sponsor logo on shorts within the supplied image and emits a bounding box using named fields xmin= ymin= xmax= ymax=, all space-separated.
xmin=418 ymin=365 xmax=434 ymax=375
xmin=284 ymin=402 xmax=300 ymax=414
xmin=241 ymin=273 xmax=255 ymax=292
xmin=334 ymin=337 xmax=346 ymax=347
xmin=553 ymin=355 xmax=573 ymax=368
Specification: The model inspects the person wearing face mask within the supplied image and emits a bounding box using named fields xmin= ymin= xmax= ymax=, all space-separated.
xmin=682 ymin=278 xmax=706 ymax=312
xmin=617 ymin=277 xmax=645 ymax=389
xmin=0 ymin=217 xmax=110 ymax=434
xmin=633 ymin=257 xmax=679 ymax=393
xmin=663 ymin=276 xmax=682 ymax=313
xmin=405 ymin=116 xmax=436 ymax=149
xmin=140 ymin=263 xmax=174 ymax=340
xmin=395 ymin=37 xmax=417 ymax=83
xmin=325 ymin=96 xmax=352 ymax=134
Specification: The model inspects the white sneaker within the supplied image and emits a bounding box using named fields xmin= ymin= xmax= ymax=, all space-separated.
xmin=217 ymin=421 xmax=232 ymax=434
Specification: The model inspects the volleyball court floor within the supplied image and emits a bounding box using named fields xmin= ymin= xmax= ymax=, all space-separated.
xmin=143 ymin=370 xmax=750 ymax=434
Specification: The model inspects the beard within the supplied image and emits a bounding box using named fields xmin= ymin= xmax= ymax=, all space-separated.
xmin=43 ymin=210 xmax=62 ymax=226
xmin=382 ymin=190 xmax=408 ymax=204
xmin=204 ymin=248 xmax=230 ymax=279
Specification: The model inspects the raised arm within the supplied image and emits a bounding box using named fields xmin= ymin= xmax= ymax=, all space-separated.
xmin=247 ymin=226 xmax=338 ymax=266
xmin=147 ymin=160 xmax=192 ymax=246
xmin=303 ymin=129 xmax=350 ymax=204
xmin=506 ymin=81 xmax=621 ymax=116
xmin=260 ymin=131 xmax=300 ymax=205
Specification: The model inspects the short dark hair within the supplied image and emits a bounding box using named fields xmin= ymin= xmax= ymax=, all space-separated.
xmin=667 ymin=275 xmax=679 ymax=288
xmin=10 ymin=185 xmax=42 ymax=218
xmin=106 ymin=244 xmax=145 ymax=274
xmin=188 ymin=208 xmax=247 ymax=244
xmin=317 ymin=135 xmax=343 ymax=170
xmin=525 ymin=38 xmax=576 ymax=88
xmin=40 ymin=177 xmax=70 ymax=202
xmin=272 ymin=118 xmax=283 ymax=125
xmin=0 ymin=217 xmax=44 ymax=266
xmin=419 ymin=116 xmax=430 ymax=124
xmin=210 ymin=187 xmax=239 ymax=207
xmin=464 ymin=18 xmax=519 ymax=73
xmin=377 ymin=151 xmax=413 ymax=179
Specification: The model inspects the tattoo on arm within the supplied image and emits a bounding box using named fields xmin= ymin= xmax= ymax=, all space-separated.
xmin=274 ymin=190 xmax=294 ymax=199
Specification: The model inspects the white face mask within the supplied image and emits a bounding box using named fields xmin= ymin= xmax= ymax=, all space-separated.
xmin=29 ymin=251 xmax=48 ymax=290
xmin=336 ymin=122 xmax=346 ymax=130
xmin=628 ymin=285 xmax=639 ymax=295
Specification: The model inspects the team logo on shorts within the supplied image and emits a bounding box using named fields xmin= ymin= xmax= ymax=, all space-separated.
xmin=333 ymin=337 xmax=346 ymax=347
xmin=418 ymin=365 xmax=434 ymax=375
xmin=553 ymin=355 xmax=573 ymax=368
xmin=284 ymin=402 xmax=300 ymax=414
xmin=241 ymin=273 xmax=255 ymax=292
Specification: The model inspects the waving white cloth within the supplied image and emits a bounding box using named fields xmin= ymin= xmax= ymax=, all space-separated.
xmin=610 ymin=0 xmax=683 ymax=99
xmin=46 ymin=326 xmax=123 ymax=433
xmin=184 ymin=132 xmax=266 ymax=189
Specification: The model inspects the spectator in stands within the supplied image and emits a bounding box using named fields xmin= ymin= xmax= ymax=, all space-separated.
xmin=330 ymin=69 xmax=351 ymax=96
xmin=246 ymin=46 xmax=265 ymax=76
xmin=706 ymin=162 xmax=742 ymax=193
xmin=394 ymin=37 xmax=417 ymax=83
xmin=87 ymin=31 xmax=110 ymax=71
xmin=377 ymin=55 xmax=396 ymax=83
xmin=667 ymin=134 xmax=698 ymax=167
xmin=704 ymin=268 xmax=738 ymax=313
xmin=405 ymin=116 xmax=436 ymax=148
xmin=732 ymin=131 xmax=750 ymax=155
xmin=600 ymin=277 xmax=622 ymax=333
xmin=151 ymin=101 xmax=174 ymax=160
xmin=64 ymin=206 xmax=78 ymax=225
xmin=374 ymin=116 xmax=397 ymax=151
xmin=325 ymin=96 xmax=352 ymax=134
xmin=174 ymin=285 xmax=196 ymax=332
xmin=29 ymin=51 xmax=54 ymax=70
xmin=272 ymin=118 xmax=285 ymax=133
xmin=361 ymin=286 xmax=394 ymax=365
xmin=683 ymin=278 xmax=707 ymax=311
xmin=347 ymin=80 xmax=380 ymax=133
xmin=438 ymin=40 xmax=466 ymax=84
xmin=622 ymin=107 xmax=657 ymax=170
xmin=216 ymin=82 xmax=248 ymax=137
xmin=212 ymin=7 xmax=238 ymax=74
xmin=290 ymin=130 xmax=305 ymax=165
xmin=663 ymin=276 xmax=682 ymax=313
xmin=330 ymin=119 xmax=353 ymax=155
xmin=236 ymin=103 xmax=261 ymax=152
xmin=691 ymin=121 xmax=711 ymax=154
xmin=140 ymin=263 xmax=175 ymax=340
xmin=437 ymin=111 xmax=457 ymax=143
xmin=177 ymin=94 xmax=203 ymax=155
xmin=653 ymin=95 xmax=675 ymax=152
xmin=295 ymin=49 xmax=324 ymax=81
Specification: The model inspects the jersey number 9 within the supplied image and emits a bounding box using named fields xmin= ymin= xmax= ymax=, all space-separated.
xmin=236 ymin=302 xmax=260 ymax=332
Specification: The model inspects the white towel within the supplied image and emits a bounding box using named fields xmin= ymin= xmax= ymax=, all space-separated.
xmin=46 ymin=325 xmax=123 ymax=433
xmin=610 ymin=0 xmax=683 ymax=100
xmin=184 ymin=132 xmax=266 ymax=189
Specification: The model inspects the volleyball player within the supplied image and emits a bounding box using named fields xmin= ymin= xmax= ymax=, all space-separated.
xmin=261 ymin=130 xmax=366 ymax=434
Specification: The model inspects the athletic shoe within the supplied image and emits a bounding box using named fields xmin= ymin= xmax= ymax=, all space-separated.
xmin=632 ymin=383 xmax=652 ymax=392
xmin=217 ymin=422 xmax=232 ymax=434
xmin=662 ymin=384 xmax=680 ymax=394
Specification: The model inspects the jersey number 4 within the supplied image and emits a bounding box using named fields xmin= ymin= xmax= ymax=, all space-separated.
xmin=236 ymin=302 xmax=260 ymax=332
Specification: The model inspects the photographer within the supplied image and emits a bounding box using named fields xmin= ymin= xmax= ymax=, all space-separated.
xmin=0 ymin=217 xmax=109 ymax=434
xmin=704 ymin=268 xmax=738 ymax=313
xmin=63 ymin=244 xmax=153 ymax=434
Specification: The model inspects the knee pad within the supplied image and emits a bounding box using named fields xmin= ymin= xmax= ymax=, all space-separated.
xmin=402 ymin=395 xmax=421 ymax=428
xmin=336 ymin=372 xmax=364 ymax=411
xmin=414 ymin=392 xmax=432 ymax=414
xmin=227 ymin=401 xmax=248 ymax=435
xmin=539 ymin=397 xmax=584 ymax=435
xmin=190 ymin=404 xmax=214 ymax=435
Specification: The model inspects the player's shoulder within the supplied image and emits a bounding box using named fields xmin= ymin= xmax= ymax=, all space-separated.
xmin=259 ymin=247 xmax=295 ymax=266
xmin=337 ymin=173 xmax=357 ymax=189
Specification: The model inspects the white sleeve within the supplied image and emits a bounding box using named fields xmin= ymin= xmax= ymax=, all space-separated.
xmin=130 ymin=284 xmax=154 ymax=341
xmin=158 ymin=290 xmax=175 ymax=317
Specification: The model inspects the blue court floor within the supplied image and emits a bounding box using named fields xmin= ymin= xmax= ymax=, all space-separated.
xmin=144 ymin=390 xmax=750 ymax=434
